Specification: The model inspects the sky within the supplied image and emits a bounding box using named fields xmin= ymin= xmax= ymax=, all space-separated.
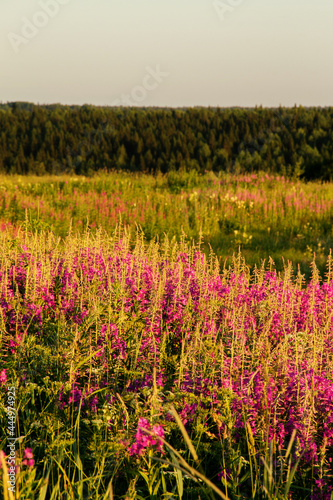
xmin=1 ymin=0 xmax=333 ymax=108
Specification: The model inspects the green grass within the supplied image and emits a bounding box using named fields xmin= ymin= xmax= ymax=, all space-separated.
xmin=0 ymin=170 xmax=331 ymax=280
xmin=1 ymin=171 xmax=333 ymax=498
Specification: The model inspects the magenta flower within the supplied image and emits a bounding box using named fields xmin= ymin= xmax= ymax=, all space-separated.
xmin=128 ymin=418 xmax=165 ymax=456
xmin=22 ymin=448 xmax=34 ymax=467
xmin=0 ymin=369 xmax=7 ymax=386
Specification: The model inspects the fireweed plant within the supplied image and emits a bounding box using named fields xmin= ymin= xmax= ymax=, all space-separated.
xmin=0 ymin=225 xmax=332 ymax=499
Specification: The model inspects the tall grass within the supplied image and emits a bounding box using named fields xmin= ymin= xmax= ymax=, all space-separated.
xmin=0 ymin=170 xmax=332 ymax=278
xmin=1 ymin=226 xmax=333 ymax=499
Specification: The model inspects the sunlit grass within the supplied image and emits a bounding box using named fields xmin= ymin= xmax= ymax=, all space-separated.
xmin=0 ymin=170 xmax=333 ymax=498
xmin=0 ymin=170 xmax=332 ymax=279
xmin=0 ymin=226 xmax=333 ymax=499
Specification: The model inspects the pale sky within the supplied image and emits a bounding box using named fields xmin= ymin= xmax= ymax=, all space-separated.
xmin=1 ymin=0 xmax=332 ymax=107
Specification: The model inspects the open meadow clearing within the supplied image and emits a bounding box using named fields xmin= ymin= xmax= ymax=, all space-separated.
xmin=0 ymin=171 xmax=332 ymax=278
xmin=0 ymin=172 xmax=333 ymax=499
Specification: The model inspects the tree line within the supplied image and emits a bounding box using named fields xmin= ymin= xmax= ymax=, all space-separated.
xmin=0 ymin=102 xmax=332 ymax=180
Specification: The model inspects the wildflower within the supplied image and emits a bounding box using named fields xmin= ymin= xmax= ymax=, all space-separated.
xmin=128 ymin=418 xmax=165 ymax=456
xmin=22 ymin=448 xmax=34 ymax=467
xmin=218 ymin=466 xmax=232 ymax=482
xmin=0 ymin=369 xmax=7 ymax=386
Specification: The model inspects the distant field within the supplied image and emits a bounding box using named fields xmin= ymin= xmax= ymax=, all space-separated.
xmin=0 ymin=170 xmax=332 ymax=279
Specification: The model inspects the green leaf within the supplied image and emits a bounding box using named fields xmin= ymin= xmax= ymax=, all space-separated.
xmin=38 ymin=468 xmax=50 ymax=500
xmin=153 ymin=478 xmax=161 ymax=495
xmin=170 ymin=450 xmax=183 ymax=499
xmin=138 ymin=470 xmax=149 ymax=486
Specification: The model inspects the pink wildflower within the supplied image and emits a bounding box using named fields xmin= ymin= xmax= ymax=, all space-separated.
xmin=0 ymin=369 xmax=7 ymax=386
xmin=128 ymin=418 xmax=165 ymax=456
xmin=22 ymin=448 xmax=34 ymax=467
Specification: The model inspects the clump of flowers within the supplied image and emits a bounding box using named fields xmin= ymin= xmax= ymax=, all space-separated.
xmin=128 ymin=418 xmax=165 ymax=456
xmin=0 ymin=369 xmax=7 ymax=386
xmin=22 ymin=448 xmax=34 ymax=467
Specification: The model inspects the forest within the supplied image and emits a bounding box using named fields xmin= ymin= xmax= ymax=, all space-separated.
xmin=0 ymin=102 xmax=332 ymax=179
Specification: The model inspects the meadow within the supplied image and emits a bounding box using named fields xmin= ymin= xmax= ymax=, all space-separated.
xmin=0 ymin=171 xmax=333 ymax=499
xmin=0 ymin=170 xmax=332 ymax=278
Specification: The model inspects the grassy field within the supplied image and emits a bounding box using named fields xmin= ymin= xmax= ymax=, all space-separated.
xmin=0 ymin=172 xmax=333 ymax=499
xmin=0 ymin=170 xmax=332 ymax=280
